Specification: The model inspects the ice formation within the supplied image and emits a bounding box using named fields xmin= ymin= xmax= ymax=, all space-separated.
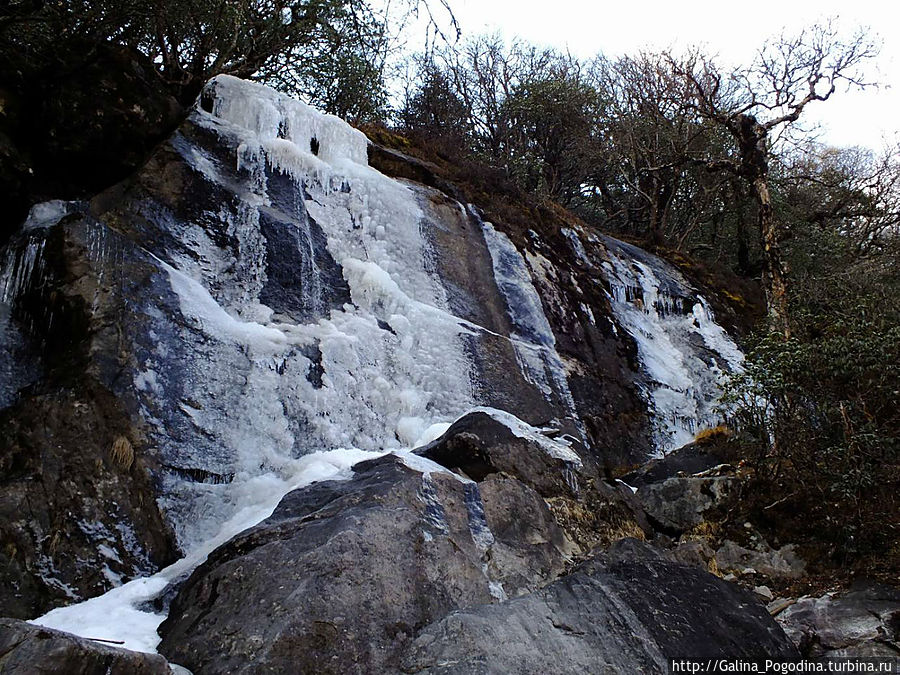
xmin=142 ymin=75 xmax=484 ymax=548
xmin=478 ymin=215 xmax=581 ymax=428
xmin=596 ymin=234 xmax=744 ymax=453
xmin=17 ymin=76 xmax=745 ymax=651
xmin=29 ymin=76 xmax=566 ymax=650
xmin=33 ymin=448 xmax=381 ymax=652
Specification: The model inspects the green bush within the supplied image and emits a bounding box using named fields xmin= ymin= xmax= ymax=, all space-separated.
xmin=722 ymin=232 xmax=899 ymax=562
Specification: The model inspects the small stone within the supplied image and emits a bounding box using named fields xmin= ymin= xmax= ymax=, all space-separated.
xmin=753 ymin=585 xmax=774 ymax=602
xmin=742 ymin=567 xmax=757 ymax=575
xmin=724 ymin=573 xmax=737 ymax=581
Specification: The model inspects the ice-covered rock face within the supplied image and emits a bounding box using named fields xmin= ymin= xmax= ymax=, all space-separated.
xmin=595 ymin=234 xmax=743 ymax=453
xmin=0 ymin=76 xmax=744 ymax=623
xmin=149 ymin=75 xmax=488 ymax=547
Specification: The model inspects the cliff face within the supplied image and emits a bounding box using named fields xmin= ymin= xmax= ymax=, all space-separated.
xmin=0 ymin=76 xmax=743 ymax=629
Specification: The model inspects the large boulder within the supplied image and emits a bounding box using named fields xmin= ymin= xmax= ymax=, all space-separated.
xmin=401 ymin=540 xmax=799 ymax=674
xmin=622 ymin=436 xmax=737 ymax=487
xmin=158 ymin=453 xmax=571 ymax=674
xmin=159 ymin=428 xmax=798 ymax=674
xmin=418 ymin=410 xmax=650 ymax=553
xmin=0 ymin=618 xmax=170 ymax=674
xmin=776 ymin=582 xmax=900 ymax=658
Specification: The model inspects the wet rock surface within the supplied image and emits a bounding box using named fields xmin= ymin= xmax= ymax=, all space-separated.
xmin=0 ymin=383 xmax=177 ymax=619
xmin=0 ymin=618 xmax=171 ymax=674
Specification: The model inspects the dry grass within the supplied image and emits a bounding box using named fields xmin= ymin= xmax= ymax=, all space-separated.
xmin=110 ymin=435 xmax=134 ymax=470
xmin=694 ymin=425 xmax=732 ymax=444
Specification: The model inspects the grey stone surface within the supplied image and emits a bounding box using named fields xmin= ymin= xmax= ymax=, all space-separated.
xmin=418 ymin=410 xmax=651 ymax=554
xmin=777 ymin=582 xmax=900 ymax=659
xmin=158 ymin=444 xmax=799 ymax=675
xmin=158 ymin=453 xmax=571 ymax=674
xmin=400 ymin=539 xmax=799 ymax=674
xmin=0 ymin=618 xmax=171 ymax=674
xmin=637 ymin=475 xmax=738 ymax=534
xmin=715 ymin=540 xmax=806 ymax=580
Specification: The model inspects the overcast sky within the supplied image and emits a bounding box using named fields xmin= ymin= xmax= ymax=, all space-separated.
xmin=433 ymin=0 xmax=898 ymax=151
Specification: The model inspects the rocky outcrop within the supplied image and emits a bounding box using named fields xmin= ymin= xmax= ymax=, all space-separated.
xmin=0 ymin=618 xmax=171 ymax=674
xmin=0 ymin=381 xmax=177 ymax=619
xmin=418 ymin=410 xmax=649 ymax=553
xmin=627 ymin=440 xmax=807 ymax=585
xmin=776 ymin=583 xmax=900 ymax=659
xmin=623 ymin=437 xmax=737 ymax=487
xmin=158 ymin=452 xmax=573 ymax=674
xmin=715 ymin=540 xmax=806 ymax=580
xmin=401 ymin=540 xmax=799 ymax=675
xmin=158 ymin=428 xmax=798 ymax=674
xmin=0 ymin=75 xmax=746 ymax=624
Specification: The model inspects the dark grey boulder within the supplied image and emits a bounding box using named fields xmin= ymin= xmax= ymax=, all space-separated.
xmin=158 ymin=453 xmax=571 ymax=674
xmin=159 ymin=444 xmax=799 ymax=675
xmin=622 ymin=436 xmax=742 ymax=488
xmin=0 ymin=618 xmax=171 ymax=674
xmin=418 ymin=410 xmax=651 ymax=554
xmin=400 ymin=538 xmax=800 ymax=674
xmin=417 ymin=410 xmax=585 ymax=498
xmin=637 ymin=475 xmax=738 ymax=535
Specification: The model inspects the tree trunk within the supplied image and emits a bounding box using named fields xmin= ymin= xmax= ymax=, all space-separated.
xmin=737 ymin=115 xmax=791 ymax=339
xmin=754 ymin=176 xmax=791 ymax=338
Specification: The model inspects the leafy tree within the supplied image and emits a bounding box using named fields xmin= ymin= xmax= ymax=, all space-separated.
xmin=499 ymin=65 xmax=603 ymax=203
xmin=400 ymin=58 xmax=471 ymax=140
xmin=1 ymin=0 xmax=449 ymax=113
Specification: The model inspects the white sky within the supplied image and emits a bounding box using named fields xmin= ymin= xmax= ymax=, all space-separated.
xmin=434 ymin=0 xmax=899 ymax=151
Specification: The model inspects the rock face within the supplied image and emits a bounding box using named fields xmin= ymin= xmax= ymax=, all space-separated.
xmin=158 ymin=421 xmax=798 ymax=674
xmin=714 ymin=540 xmax=806 ymax=580
xmin=0 ymin=382 xmax=177 ymax=619
xmin=402 ymin=542 xmax=799 ymax=675
xmin=0 ymin=75 xmax=745 ymax=624
xmin=158 ymin=452 xmax=572 ymax=674
xmin=0 ymin=618 xmax=170 ymax=674
xmin=777 ymin=583 xmax=900 ymax=659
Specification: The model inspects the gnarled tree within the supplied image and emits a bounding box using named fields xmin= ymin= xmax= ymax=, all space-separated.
xmin=670 ymin=23 xmax=878 ymax=337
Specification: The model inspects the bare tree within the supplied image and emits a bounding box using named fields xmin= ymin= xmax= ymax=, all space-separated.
xmin=670 ymin=22 xmax=879 ymax=337
xmin=590 ymin=52 xmax=732 ymax=247
xmin=778 ymin=142 xmax=900 ymax=256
